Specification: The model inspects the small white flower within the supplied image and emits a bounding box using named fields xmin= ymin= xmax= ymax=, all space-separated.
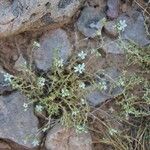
xmin=76 ymin=124 xmax=87 ymax=133
xmin=32 ymin=139 xmax=39 ymax=147
xmin=23 ymin=103 xmax=28 ymax=108
xmin=23 ymin=103 xmax=28 ymax=111
xmin=37 ymin=77 xmax=45 ymax=87
xmin=109 ymin=128 xmax=118 ymax=136
xmin=117 ymin=20 xmax=127 ymax=31
xmin=4 ymin=73 xmax=13 ymax=83
xmin=35 ymin=105 xmax=43 ymax=112
xmin=79 ymin=82 xmax=86 ymax=89
xmin=81 ymin=98 xmax=86 ymax=105
xmin=72 ymin=110 xmax=79 ymax=116
xmin=99 ymin=80 xmax=107 ymax=91
xmin=55 ymin=59 xmax=64 ymax=68
xmin=74 ymin=63 xmax=85 ymax=74
xmin=61 ymin=88 xmax=70 ymax=97
xmin=33 ymin=41 xmax=40 ymax=48
xmin=78 ymin=51 xmax=87 ymax=60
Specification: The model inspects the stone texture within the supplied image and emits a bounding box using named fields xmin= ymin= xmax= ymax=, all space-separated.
xmin=106 ymin=0 xmax=120 ymax=19
xmin=34 ymin=29 xmax=72 ymax=71
xmin=104 ymin=21 xmax=118 ymax=38
xmin=119 ymin=11 xmax=150 ymax=47
xmin=0 ymin=67 xmax=12 ymax=95
xmin=86 ymin=67 xmax=123 ymax=107
xmin=0 ymin=141 xmax=11 ymax=150
xmin=0 ymin=92 xmax=40 ymax=148
xmin=102 ymin=37 xmax=124 ymax=54
xmin=0 ymin=0 xmax=82 ymax=37
xmin=45 ymin=124 xmax=92 ymax=150
xmin=77 ymin=7 xmax=106 ymax=38
xmin=14 ymin=54 xmax=27 ymax=71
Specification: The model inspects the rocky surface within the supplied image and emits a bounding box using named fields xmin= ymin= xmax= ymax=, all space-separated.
xmin=0 ymin=67 xmax=12 ymax=95
xmin=104 ymin=21 xmax=118 ymax=38
xmin=0 ymin=0 xmax=82 ymax=37
xmin=76 ymin=7 xmax=106 ymax=38
xmin=14 ymin=54 xmax=27 ymax=71
xmin=0 ymin=92 xmax=40 ymax=148
xmin=106 ymin=0 xmax=120 ymax=19
xmin=45 ymin=124 xmax=92 ymax=150
xmin=86 ymin=67 xmax=123 ymax=107
xmin=102 ymin=37 xmax=124 ymax=54
xmin=34 ymin=29 xmax=72 ymax=71
xmin=120 ymin=11 xmax=150 ymax=46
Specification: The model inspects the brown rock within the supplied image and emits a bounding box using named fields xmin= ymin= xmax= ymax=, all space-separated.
xmin=104 ymin=21 xmax=118 ymax=38
xmin=0 ymin=141 xmax=11 ymax=150
xmin=45 ymin=124 xmax=93 ymax=150
xmin=0 ymin=0 xmax=83 ymax=37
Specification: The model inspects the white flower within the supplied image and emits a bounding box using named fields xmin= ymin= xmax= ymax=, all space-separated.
xmin=109 ymin=128 xmax=118 ymax=136
xmin=32 ymin=139 xmax=39 ymax=147
xmin=23 ymin=103 xmax=28 ymax=108
xmin=55 ymin=59 xmax=64 ymax=68
xmin=76 ymin=124 xmax=87 ymax=133
xmin=37 ymin=77 xmax=45 ymax=87
xmin=23 ymin=103 xmax=28 ymax=111
xmin=98 ymin=80 xmax=107 ymax=91
xmin=81 ymin=98 xmax=86 ymax=105
xmin=117 ymin=20 xmax=127 ymax=31
xmin=4 ymin=73 xmax=13 ymax=83
xmin=78 ymin=51 xmax=87 ymax=60
xmin=74 ymin=63 xmax=85 ymax=74
xmin=61 ymin=88 xmax=70 ymax=97
xmin=35 ymin=105 xmax=43 ymax=112
xmin=33 ymin=41 xmax=40 ymax=48
xmin=72 ymin=110 xmax=79 ymax=116
xmin=79 ymin=82 xmax=86 ymax=89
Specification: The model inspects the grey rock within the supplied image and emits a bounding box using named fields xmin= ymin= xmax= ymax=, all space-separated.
xmin=45 ymin=124 xmax=92 ymax=150
xmin=0 ymin=67 xmax=12 ymax=95
xmin=102 ymin=37 xmax=124 ymax=54
xmin=106 ymin=0 xmax=120 ymax=19
xmin=119 ymin=11 xmax=150 ymax=46
xmin=104 ymin=21 xmax=118 ymax=38
xmin=0 ymin=92 xmax=40 ymax=148
xmin=86 ymin=67 xmax=123 ymax=107
xmin=77 ymin=7 xmax=106 ymax=38
xmin=0 ymin=0 xmax=82 ymax=37
xmin=58 ymin=0 xmax=74 ymax=9
xmin=14 ymin=54 xmax=27 ymax=71
xmin=34 ymin=29 xmax=72 ymax=71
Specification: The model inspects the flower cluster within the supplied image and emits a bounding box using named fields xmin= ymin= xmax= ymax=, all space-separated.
xmin=116 ymin=20 xmax=127 ymax=32
xmin=37 ymin=77 xmax=45 ymax=87
xmin=61 ymin=88 xmax=70 ymax=97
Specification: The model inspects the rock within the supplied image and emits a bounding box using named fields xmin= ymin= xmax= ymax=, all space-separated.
xmin=34 ymin=29 xmax=72 ymax=71
xmin=0 ymin=67 xmax=12 ymax=95
xmin=14 ymin=54 xmax=27 ymax=71
xmin=0 ymin=141 xmax=11 ymax=150
xmin=119 ymin=11 xmax=150 ymax=47
xmin=0 ymin=92 xmax=40 ymax=148
xmin=45 ymin=124 xmax=92 ymax=150
xmin=0 ymin=0 xmax=82 ymax=37
xmin=76 ymin=7 xmax=106 ymax=38
xmin=86 ymin=67 xmax=123 ymax=107
xmin=104 ymin=21 xmax=118 ymax=38
xmin=106 ymin=0 xmax=120 ymax=19
xmin=102 ymin=37 xmax=124 ymax=54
